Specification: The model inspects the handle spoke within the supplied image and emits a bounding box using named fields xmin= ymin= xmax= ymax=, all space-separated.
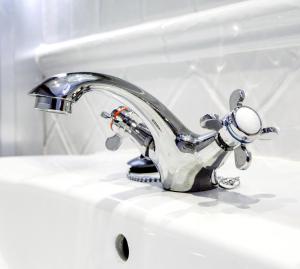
xmin=200 ymin=114 xmax=222 ymax=131
xmin=105 ymin=134 xmax=122 ymax=151
xmin=234 ymin=145 xmax=252 ymax=170
xmin=259 ymin=126 xmax=279 ymax=140
xmin=229 ymin=89 xmax=246 ymax=110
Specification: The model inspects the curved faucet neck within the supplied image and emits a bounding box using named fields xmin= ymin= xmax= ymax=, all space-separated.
xmin=30 ymin=72 xmax=195 ymax=138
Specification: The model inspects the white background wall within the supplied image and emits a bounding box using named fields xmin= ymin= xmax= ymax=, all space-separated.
xmin=0 ymin=0 xmax=44 ymax=156
xmin=1 ymin=0 xmax=299 ymax=162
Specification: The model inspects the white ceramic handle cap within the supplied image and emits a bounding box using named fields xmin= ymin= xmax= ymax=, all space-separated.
xmin=234 ymin=107 xmax=262 ymax=135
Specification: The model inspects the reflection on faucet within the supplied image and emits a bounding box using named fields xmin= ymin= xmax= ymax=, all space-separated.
xmin=29 ymin=72 xmax=279 ymax=193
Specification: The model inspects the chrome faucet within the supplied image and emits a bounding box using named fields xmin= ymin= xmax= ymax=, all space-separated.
xmin=29 ymin=72 xmax=278 ymax=192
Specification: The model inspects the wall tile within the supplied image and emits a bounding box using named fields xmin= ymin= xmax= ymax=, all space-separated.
xmin=44 ymin=127 xmax=71 ymax=155
xmin=0 ymin=0 xmax=44 ymax=156
xmin=253 ymin=67 xmax=300 ymax=160
xmin=168 ymin=72 xmax=227 ymax=133
xmin=42 ymin=44 xmax=300 ymax=161
xmin=13 ymin=0 xmax=44 ymax=156
xmin=71 ymin=0 xmax=100 ymax=38
xmin=124 ymin=62 xmax=189 ymax=106
xmin=193 ymin=0 xmax=248 ymax=11
xmin=3 ymin=0 xmax=300 ymax=163
xmin=100 ymin=0 xmax=142 ymax=31
xmin=0 ymin=0 xmax=16 ymax=155
xmin=141 ymin=0 xmax=194 ymax=21
xmin=55 ymin=97 xmax=98 ymax=154
xmin=41 ymin=0 xmax=72 ymax=43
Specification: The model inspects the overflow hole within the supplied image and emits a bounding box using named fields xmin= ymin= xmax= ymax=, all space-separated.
xmin=115 ymin=234 xmax=129 ymax=261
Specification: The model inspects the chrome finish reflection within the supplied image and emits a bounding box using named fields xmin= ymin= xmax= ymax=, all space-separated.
xmin=29 ymin=73 xmax=278 ymax=192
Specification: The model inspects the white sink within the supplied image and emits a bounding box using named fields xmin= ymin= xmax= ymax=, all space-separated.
xmin=0 ymin=150 xmax=300 ymax=269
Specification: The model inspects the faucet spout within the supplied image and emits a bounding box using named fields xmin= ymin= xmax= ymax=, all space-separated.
xmin=30 ymin=72 xmax=192 ymax=135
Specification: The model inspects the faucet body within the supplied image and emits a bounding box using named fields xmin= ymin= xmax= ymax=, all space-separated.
xmin=30 ymin=72 xmax=278 ymax=192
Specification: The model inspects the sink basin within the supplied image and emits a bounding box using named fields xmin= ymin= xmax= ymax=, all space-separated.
xmin=0 ymin=150 xmax=300 ymax=269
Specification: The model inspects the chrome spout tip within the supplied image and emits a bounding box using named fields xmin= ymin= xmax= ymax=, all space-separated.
xmin=33 ymin=96 xmax=72 ymax=114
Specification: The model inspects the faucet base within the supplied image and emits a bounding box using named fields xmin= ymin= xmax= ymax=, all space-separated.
xmin=128 ymin=156 xmax=218 ymax=192
xmin=189 ymin=168 xmax=218 ymax=192
xmin=127 ymin=156 xmax=161 ymax=183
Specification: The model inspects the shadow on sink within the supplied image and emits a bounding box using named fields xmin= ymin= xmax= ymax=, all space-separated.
xmin=193 ymin=189 xmax=276 ymax=209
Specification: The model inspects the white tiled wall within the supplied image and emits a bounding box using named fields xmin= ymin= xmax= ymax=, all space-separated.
xmin=1 ymin=0 xmax=300 ymax=163
xmin=0 ymin=0 xmax=44 ymax=156
xmin=40 ymin=0 xmax=252 ymax=42
xmin=0 ymin=0 xmax=200 ymax=156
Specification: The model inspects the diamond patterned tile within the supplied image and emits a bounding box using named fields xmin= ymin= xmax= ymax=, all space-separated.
xmin=124 ymin=62 xmax=190 ymax=106
xmin=40 ymin=4 xmax=300 ymax=163
xmin=253 ymin=68 xmax=300 ymax=160
xmin=44 ymin=125 xmax=70 ymax=155
xmin=168 ymin=73 xmax=226 ymax=134
xmin=54 ymin=97 xmax=98 ymax=154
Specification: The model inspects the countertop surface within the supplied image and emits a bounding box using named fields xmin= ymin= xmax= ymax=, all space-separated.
xmin=0 ymin=150 xmax=300 ymax=269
